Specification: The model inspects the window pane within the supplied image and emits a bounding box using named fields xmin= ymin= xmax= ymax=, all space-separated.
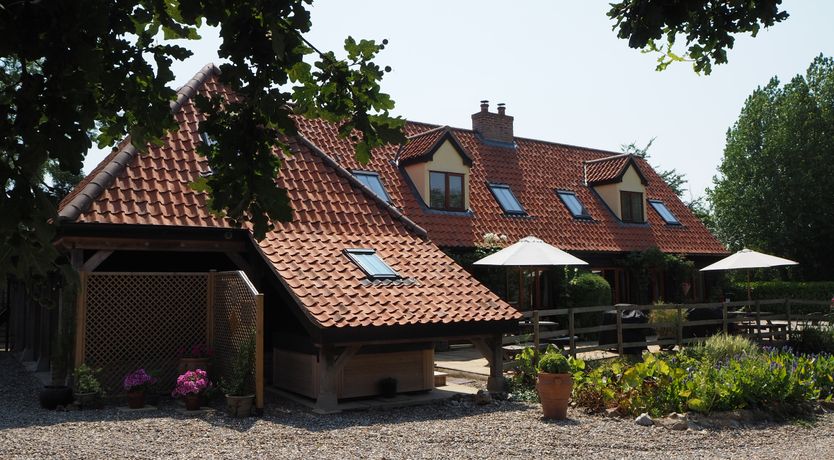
xmin=650 ymin=201 xmax=679 ymax=224
xmin=448 ymin=175 xmax=464 ymax=209
xmin=621 ymin=191 xmax=643 ymax=222
xmin=491 ymin=185 xmax=523 ymax=213
xmin=632 ymin=193 xmax=643 ymax=222
xmin=354 ymin=172 xmax=390 ymax=201
xmin=346 ymin=250 xmax=397 ymax=278
xmin=620 ymin=192 xmax=632 ymax=221
xmin=558 ymin=191 xmax=588 ymax=218
xmin=430 ymin=172 xmax=446 ymax=208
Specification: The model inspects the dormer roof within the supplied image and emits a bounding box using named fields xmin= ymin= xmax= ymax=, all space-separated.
xmin=584 ymin=154 xmax=648 ymax=186
xmin=396 ymin=126 xmax=472 ymax=167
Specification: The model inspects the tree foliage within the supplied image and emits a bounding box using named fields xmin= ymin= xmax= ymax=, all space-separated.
xmin=0 ymin=1 xmax=404 ymax=283
xmin=621 ymin=138 xmax=688 ymax=198
xmin=709 ymin=55 xmax=834 ymax=280
xmin=608 ymin=0 xmax=789 ymax=74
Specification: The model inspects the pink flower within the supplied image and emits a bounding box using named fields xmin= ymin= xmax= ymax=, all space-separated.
xmin=171 ymin=368 xmax=211 ymax=398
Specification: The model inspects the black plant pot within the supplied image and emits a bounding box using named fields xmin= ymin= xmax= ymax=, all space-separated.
xmin=379 ymin=378 xmax=398 ymax=398
xmin=39 ymin=385 xmax=73 ymax=410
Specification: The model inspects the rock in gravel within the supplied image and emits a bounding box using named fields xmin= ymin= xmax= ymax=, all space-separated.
xmin=634 ymin=412 xmax=654 ymax=426
xmin=474 ymin=390 xmax=492 ymax=405
xmin=658 ymin=412 xmax=689 ymax=431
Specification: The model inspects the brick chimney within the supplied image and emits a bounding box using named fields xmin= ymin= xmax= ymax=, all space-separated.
xmin=471 ymin=100 xmax=514 ymax=145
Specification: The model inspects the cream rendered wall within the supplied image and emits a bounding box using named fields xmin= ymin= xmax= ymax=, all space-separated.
xmin=403 ymin=139 xmax=471 ymax=209
xmin=593 ymin=165 xmax=646 ymax=222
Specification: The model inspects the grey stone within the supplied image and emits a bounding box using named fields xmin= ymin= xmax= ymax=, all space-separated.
xmin=634 ymin=412 xmax=654 ymax=426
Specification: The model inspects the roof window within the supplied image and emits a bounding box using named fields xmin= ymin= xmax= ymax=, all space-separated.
xmin=488 ymin=183 xmax=524 ymax=215
xmin=353 ymin=171 xmax=391 ymax=202
xmin=649 ymin=200 xmax=681 ymax=225
xmin=344 ymin=249 xmax=399 ymax=279
xmin=200 ymin=132 xmax=217 ymax=147
xmin=556 ymin=190 xmax=590 ymax=219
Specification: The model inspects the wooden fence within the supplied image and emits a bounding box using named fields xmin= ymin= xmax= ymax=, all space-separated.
xmin=503 ymin=299 xmax=833 ymax=370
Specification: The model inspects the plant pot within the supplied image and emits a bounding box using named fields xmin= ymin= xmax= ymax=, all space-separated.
xmin=127 ymin=390 xmax=146 ymax=409
xmin=39 ymin=385 xmax=73 ymax=410
xmin=225 ymin=394 xmax=254 ymax=417
xmin=178 ymin=357 xmax=210 ymax=375
xmin=74 ymin=391 xmax=100 ymax=410
xmin=184 ymin=393 xmax=202 ymax=411
xmin=536 ymin=372 xmax=573 ymax=419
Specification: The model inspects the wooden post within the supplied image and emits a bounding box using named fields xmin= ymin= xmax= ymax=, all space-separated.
xmin=486 ymin=334 xmax=504 ymax=393
xmin=206 ymin=271 xmax=216 ymax=348
xmin=616 ymin=304 xmax=624 ymax=355
xmin=755 ymin=300 xmax=762 ymax=343
xmin=532 ymin=310 xmax=540 ymax=362
xmin=568 ymin=307 xmax=576 ymax=358
xmin=74 ymin=272 xmax=88 ymax=367
xmin=314 ymin=345 xmax=360 ymax=413
xmin=785 ymin=299 xmax=792 ymax=342
xmin=676 ymin=305 xmax=683 ymax=348
xmin=722 ymin=302 xmax=728 ymax=335
xmin=255 ymin=292 xmax=264 ymax=411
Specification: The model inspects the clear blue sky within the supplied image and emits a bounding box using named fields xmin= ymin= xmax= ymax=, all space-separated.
xmin=84 ymin=0 xmax=834 ymax=201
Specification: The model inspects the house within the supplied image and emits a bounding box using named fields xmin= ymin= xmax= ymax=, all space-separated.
xmin=50 ymin=64 xmax=520 ymax=412
xmin=295 ymin=102 xmax=728 ymax=305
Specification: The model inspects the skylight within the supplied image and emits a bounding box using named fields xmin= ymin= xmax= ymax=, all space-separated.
xmin=556 ymin=190 xmax=591 ymax=219
xmin=353 ymin=171 xmax=391 ymax=202
xmin=344 ymin=249 xmax=398 ymax=279
xmin=649 ymin=200 xmax=680 ymax=225
xmin=488 ymin=184 xmax=524 ymax=214
xmin=200 ymin=132 xmax=217 ymax=147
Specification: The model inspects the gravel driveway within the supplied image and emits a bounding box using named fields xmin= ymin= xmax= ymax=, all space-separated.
xmin=1 ymin=352 xmax=832 ymax=459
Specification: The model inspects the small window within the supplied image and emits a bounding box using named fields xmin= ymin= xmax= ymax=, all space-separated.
xmin=556 ymin=190 xmax=590 ymax=219
xmin=429 ymin=171 xmax=465 ymax=211
xmin=200 ymin=132 xmax=217 ymax=146
xmin=488 ymin=184 xmax=525 ymax=214
xmin=620 ymin=191 xmax=644 ymax=223
xmin=344 ymin=249 xmax=398 ymax=279
xmin=353 ymin=171 xmax=391 ymax=202
xmin=649 ymin=200 xmax=680 ymax=225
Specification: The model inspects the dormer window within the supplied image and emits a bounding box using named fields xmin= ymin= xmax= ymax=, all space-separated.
xmin=353 ymin=171 xmax=391 ymax=202
xmin=429 ymin=171 xmax=465 ymax=211
xmin=556 ymin=190 xmax=590 ymax=219
xmin=344 ymin=249 xmax=398 ymax=279
xmin=620 ymin=191 xmax=644 ymax=223
xmin=649 ymin=200 xmax=680 ymax=225
xmin=488 ymin=183 xmax=525 ymax=215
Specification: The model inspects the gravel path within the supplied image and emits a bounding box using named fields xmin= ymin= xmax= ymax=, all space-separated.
xmin=1 ymin=353 xmax=833 ymax=459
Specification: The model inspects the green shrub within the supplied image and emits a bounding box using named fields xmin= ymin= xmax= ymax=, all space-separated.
xmin=569 ymin=272 xmax=611 ymax=339
xmin=74 ymin=364 xmax=102 ymax=394
xmin=728 ymin=280 xmax=834 ymax=313
xmin=790 ymin=325 xmax=834 ymax=355
xmin=538 ymin=352 xmax=570 ymax=374
xmin=682 ymin=334 xmax=760 ymax=364
xmin=648 ymin=306 xmax=686 ymax=339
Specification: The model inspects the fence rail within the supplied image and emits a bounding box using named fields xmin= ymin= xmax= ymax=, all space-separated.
xmin=502 ymin=299 xmax=832 ymax=370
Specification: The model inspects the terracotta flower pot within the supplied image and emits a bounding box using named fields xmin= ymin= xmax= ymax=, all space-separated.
xmin=184 ymin=393 xmax=202 ymax=411
xmin=536 ymin=372 xmax=573 ymax=419
xmin=127 ymin=390 xmax=146 ymax=409
xmin=225 ymin=394 xmax=254 ymax=417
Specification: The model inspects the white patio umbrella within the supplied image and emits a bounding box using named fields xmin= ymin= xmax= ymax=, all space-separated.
xmin=474 ymin=236 xmax=588 ymax=310
xmin=473 ymin=236 xmax=588 ymax=267
xmin=700 ymin=248 xmax=798 ymax=301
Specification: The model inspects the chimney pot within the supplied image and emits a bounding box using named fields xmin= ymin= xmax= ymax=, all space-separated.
xmin=480 ymin=100 xmax=489 ymax=112
xmin=497 ymin=103 xmax=506 ymax=116
xmin=471 ymin=100 xmax=514 ymax=145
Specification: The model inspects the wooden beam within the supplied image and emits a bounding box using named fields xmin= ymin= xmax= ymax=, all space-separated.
xmin=313 ymin=345 xmax=361 ymax=413
xmin=255 ymin=293 xmax=265 ymax=411
xmin=81 ymin=250 xmax=113 ymax=272
xmin=56 ymin=236 xmax=245 ymax=252
xmin=470 ymin=338 xmax=494 ymax=367
xmin=74 ymin=272 xmax=88 ymax=368
xmin=225 ymin=252 xmax=258 ymax=283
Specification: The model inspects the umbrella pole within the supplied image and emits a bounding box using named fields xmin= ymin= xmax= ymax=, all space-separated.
xmin=747 ymin=270 xmax=752 ymax=303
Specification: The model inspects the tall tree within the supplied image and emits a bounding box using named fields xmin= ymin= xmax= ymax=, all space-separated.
xmin=709 ymin=55 xmax=834 ymax=280
xmin=0 ymin=1 xmax=404 ymax=283
xmin=608 ymin=0 xmax=789 ymax=74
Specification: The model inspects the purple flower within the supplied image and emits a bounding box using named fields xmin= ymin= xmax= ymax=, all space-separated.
xmin=124 ymin=368 xmax=157 ymax=391
xmin=171 ymin=368 xmax=211 ymax=398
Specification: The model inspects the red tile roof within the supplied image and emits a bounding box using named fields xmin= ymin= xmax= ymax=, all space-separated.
xmin=397 ymin=126 xmax=472 ymax=166
xmin=58 ymin=65 xmax=520 ymax=329
xmin=295 ymin=118 xmax=727 ymax=256
xmin=584 ymin=154 xmax=647 ymax=186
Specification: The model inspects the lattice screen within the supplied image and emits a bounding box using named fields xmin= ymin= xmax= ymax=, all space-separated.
xmin=212 ymin=271 xmax=258 ymax=396
xmin=83 ymin=273 xmax=209 ymax=394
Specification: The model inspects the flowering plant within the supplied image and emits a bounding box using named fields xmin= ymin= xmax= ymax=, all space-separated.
xmin=172 ymin=369 xmax=211 ymax=398
xmin=123 ymin=368 xmax=157 ymax=392
xmin=177 ymin=343 xmax=213 ymax=359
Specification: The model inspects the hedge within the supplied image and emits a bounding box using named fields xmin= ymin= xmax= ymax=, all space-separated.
xmin=728 ymin=280 xmax=834 ymax=314
xmin=569 ymin=273 xmax=611 ymax=338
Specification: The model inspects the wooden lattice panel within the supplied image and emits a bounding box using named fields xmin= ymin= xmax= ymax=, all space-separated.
xmin=212 ymin=271 xmax=258 ymax=395
xmin=84 ymin=273 xmax=208 ymax=395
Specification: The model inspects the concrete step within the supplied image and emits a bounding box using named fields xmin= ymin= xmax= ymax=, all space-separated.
xmin=433 ymin=371 xmax=447 ymax=387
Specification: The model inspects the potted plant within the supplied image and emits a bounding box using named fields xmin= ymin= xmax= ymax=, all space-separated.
xmin=221 ymin=333 xmax=255 ymax=417
xmin=73 ymin=364 xmax=102 ymax=409
xmin=177 ymin=342 xmax=213 ymax=374
xmin=172 ymin=369 xmax=211 ymax=411
xmin=123 ymin=368 xmax=157 ymax=409
xmin=535 ymin=351 xmax=572 ymax=419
